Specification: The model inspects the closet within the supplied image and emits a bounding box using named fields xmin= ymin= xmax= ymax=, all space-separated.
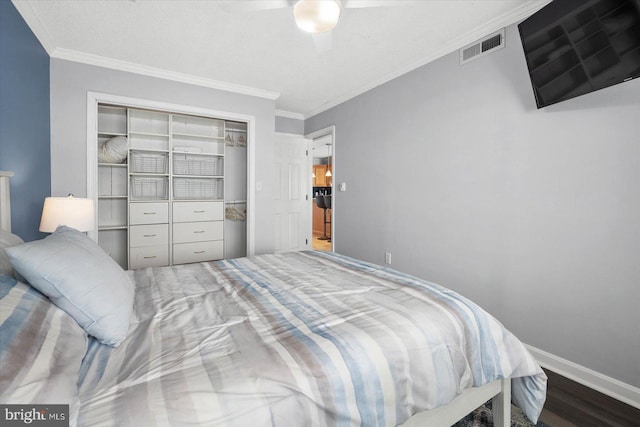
xmin=96 ymin=104 xmax=247 ymax=269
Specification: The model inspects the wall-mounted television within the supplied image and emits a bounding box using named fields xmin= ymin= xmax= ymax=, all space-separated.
xmin=518 ymin=0 xmax=640 ymax=108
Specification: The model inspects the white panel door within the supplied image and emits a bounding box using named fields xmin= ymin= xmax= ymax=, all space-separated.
xmin=275 ymin=134 xmax=311 ymax=252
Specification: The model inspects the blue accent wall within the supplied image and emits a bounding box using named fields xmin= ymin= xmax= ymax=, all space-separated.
xmin=0 ymin=0 xmax=50 ymax=241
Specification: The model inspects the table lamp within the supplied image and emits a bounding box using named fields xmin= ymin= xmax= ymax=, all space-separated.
xmin=39 ymin=195 xmax=95 ymax=233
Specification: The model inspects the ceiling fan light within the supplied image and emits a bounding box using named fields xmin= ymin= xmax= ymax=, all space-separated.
xmin=293 ymin=0 xmax=341 ymax=34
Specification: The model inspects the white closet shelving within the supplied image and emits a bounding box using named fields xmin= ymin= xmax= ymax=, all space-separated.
xmin=127 ymin=109 xmax=170 ymax=269
xmin=96 ymin=104 xmax=247 ymax=270
xmin=97 ymin=105 xmax=128 ymax=268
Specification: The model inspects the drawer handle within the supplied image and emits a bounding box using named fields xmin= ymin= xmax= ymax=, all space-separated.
xmin=143 ymin=212 xmax=157 ymax=215
xmin=143 ymin=256 xmax=157 ymax=259
xmin=193 ymin=210 xmax=205 ymax=213
xmin=193 ymin=231 xmax=205 ymax=234
xmin=143 ymin=234 xmax=157 ymax=237
xmin=194 ymin=250 xmax=206 ymax=254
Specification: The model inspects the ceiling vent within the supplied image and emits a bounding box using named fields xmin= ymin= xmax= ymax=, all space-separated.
xmin=460 ymin=28 xmax=505 ymax=65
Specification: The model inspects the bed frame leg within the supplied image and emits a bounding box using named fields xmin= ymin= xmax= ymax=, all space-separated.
xmin=492 ymin=379 xmax=511 ymax=427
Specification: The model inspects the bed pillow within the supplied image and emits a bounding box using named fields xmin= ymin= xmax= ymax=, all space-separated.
xmin=5 ymin=226 xmax=134 ymax=347
xmin=0 ymin=274 xmax=88 ymax=425
xmin=98 ymin=135 xmax=128 ymax=163
xmin=0 ymin=229 xmax=24 ymax=278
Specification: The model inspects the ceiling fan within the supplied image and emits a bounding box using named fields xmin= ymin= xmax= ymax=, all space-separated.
xmin=220 ymin=0 xmax=410 ymax=52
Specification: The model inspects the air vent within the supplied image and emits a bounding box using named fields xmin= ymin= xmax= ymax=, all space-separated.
xmin=460 ymin=29 xmax=505 ymax=65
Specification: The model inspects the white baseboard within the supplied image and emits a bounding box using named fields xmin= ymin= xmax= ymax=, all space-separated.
xmin=525 ymin=344 xmax=640 ymax=410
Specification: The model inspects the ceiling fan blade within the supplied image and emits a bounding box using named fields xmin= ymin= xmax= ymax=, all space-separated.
xmin=217 ymin=0 xmax=291 ymax=14
xmin=342 ymin=0 xmax=415 ymax=8
xmin=312 ymin=31 xmax=333 ymax=53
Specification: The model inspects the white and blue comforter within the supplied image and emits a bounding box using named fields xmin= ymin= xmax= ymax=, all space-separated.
xmin=2 ymin=251 xmax=546 ymax=426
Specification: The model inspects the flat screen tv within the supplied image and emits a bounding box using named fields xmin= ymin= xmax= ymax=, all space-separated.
xmin=518 ymin=0 xmax=640 ymax=108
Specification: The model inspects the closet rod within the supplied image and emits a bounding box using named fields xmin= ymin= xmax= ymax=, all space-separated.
xmin=225 ymin=200 xmax=247 ymax=204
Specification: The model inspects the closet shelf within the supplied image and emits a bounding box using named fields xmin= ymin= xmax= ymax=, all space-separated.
xmin=99 ymin=163 xmax=127 ymax=167
xmin=98 ymin=225 xmax=127 ymax=231
xmin=174 ymin=198 xmax=225 ymax=202
xmin=172 ymin=151 xmax=224 ymax=157
xmin=98 ymin=132 xmax=127 ymax=137
xmin=129 ymin=131 xmax=169 ymax=138
xmin=129 ymin=172 xmax=169 ymax=177
xmin=129 ymin=148 xmax=170 ymax=153
xmin=172 ymin=132 xmax=224 ymax=141
xmin=173 ymin=175 xmax=224 ymax=179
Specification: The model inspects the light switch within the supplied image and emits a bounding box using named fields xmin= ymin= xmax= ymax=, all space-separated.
xmin=339 ymin=182 xmax=347 ymax=192
xmin=256 ymin=181 xmax=263 ymax=191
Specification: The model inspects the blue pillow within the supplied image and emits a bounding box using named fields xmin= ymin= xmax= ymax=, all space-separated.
xmin=6 ymin=226 xmax=134 ymax=347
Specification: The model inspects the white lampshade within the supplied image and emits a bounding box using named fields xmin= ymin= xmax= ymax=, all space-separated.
xmin=39 ymin=196 xmax=95 ymax=233
xmin=293 ymin=0 xmax=341 ymax=33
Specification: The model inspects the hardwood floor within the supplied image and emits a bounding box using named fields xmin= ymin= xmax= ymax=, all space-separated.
xmin=538 ymin=369 xmax=640 ymax=427
xmin=312 ymin=230 xmax=332 ymax=251
xmin=539 ymin=409 xmax=579 ymax=427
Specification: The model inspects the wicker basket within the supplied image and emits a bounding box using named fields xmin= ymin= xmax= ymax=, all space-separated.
xmin=130 ymin=151 xmax=168 ymax=174
xmin=173 ymin=178 xmax=223 ymax=200
xmin=130 ymin=176 xmax=168 ymax=200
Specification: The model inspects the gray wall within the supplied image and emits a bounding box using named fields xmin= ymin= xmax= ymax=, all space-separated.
xmin=275 ymin=115 xmax=305 ymax=135
xmin=50 ymin=59 xmax=277 ymax=254
xmin=306 ymin=24 xmax=640 ymax=387
xmin=0 ymin=1 xmax=50 ymax=241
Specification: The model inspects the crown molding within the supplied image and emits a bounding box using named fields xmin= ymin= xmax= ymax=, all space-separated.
xmin=305 ymin=0 xmax=553 ymax=118
xmin=51 ymin=48 xmax=280 ymax=100
xmin=12 ymin=0 xmax=279 ymax=104
xmin=14 ymin=0 xmax=550 ymax=120
xmin=275 ymin=110 xmax=305 ymax=120
xmin=12 ymin=0 xmax=56 ymax=55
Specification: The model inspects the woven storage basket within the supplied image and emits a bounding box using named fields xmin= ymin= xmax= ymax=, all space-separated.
xmin=173 ymin=178 xmax=223 ymax=200
xmin=130 ymin=151 xmax=168 ymax=174
xmin=173 ymin=154 xmax=222 ymax=176
xmin=130 ymin=176 xmax=168 ymax=199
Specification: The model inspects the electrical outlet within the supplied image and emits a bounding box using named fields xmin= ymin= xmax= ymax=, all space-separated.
xmin=385 ymin=252 xmax=392 ymax=265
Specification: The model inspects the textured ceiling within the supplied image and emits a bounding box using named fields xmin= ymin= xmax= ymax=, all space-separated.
xmin=14 ymin=0 xmax=551 ymax=118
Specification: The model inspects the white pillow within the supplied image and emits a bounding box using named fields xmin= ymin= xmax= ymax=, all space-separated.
xmin=0 ymin=229 xmax=24 ymax=278
xmin=6 ymin=226 xmax=134 ymax=347
xmin=98 ymin=135 xmax=128 ymax=163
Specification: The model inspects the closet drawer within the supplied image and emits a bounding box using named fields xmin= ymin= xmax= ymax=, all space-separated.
xmin=130 ymin=202 xmax=169 ymax=225
xmin=130 ymin=224 xmax=168 ymax=247
xmin=173 ymin=241 xmax=224 ymax=265
xmin=129 ymin=245 xmax=169 ymax=269
xmin=173 ymin=201 xmax=223 ymax=223
xmin=173 ymin=221 xmax=223 ymax=244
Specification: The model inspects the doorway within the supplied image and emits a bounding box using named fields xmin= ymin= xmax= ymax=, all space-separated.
xmin=308 ymin=129 xmax=334 ymax=252
xmin=274 ymin=133 xmax=312 ymax=253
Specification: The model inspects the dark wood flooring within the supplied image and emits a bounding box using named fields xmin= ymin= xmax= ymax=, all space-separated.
xmin=538 ymin=368 xmax=640 ymax=427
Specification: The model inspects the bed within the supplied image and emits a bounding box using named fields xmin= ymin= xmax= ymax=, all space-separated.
xmin=0 ymin=176 xmax=546 ymax=427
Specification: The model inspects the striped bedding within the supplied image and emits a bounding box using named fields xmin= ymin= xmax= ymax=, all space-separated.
xmin=75 ymin=251 xmax=546 ymax=426
xmin=1 ymin=251 xmax=546 ymax=426
xmin=0 ymin=275 xmax=89 ymax=425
